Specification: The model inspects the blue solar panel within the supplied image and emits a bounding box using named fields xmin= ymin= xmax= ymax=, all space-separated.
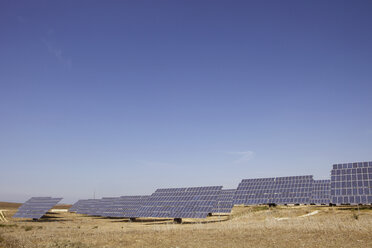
xmin=90 ymin=197 xmax=118 ymax=216
xmin=135 ymin=186 xmax=222 ymax=219
xmin=235 ymin=175 xmax=314 ymax=205
xmin=310 ymin=180 xmax=330 ymax=204
xmin=330 ymin=161 xmax=372 ymax=205
xmin=69 ymin=200 xmax=85 ymax=212
xmin=13 ymin=197 xmax=63 ymax=219
xmin=98 ymin=196 xmax=149 ymax=217
xmin=75 ymin=199 xmax=101 ymax=215
xmin=212 ymin=189 xmax=236 ymax=213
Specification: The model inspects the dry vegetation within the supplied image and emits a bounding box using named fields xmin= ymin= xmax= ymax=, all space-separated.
xmin=0 ymin=204 xmax=371 ymax=248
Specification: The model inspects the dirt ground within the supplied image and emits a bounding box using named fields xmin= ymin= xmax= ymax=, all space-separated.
xmin=0 ymin=202 xmax=21 ymax=210
xmin=0 ymin=204 xmax=371 ymax=248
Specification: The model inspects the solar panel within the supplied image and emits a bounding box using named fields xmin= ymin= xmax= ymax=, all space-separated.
xmin=310 ymin=180 xmax=330 ymax=204
xmin=13 ymin=197 xmax=63 ymax=220
xmin=211 ymin=189 xmax=236 ymax=213
xmin=69 ymin=200 xmax=85 ymax=212
xmin=330 ymin=161 xmax=372 ymax=205
xmin=99 ymin=195 xmax=149 ymax=218
xmin=234 ymin=175 xmax=314 ymax=205
xmin=93 ymin=197 xmax=119 ymax=217
xmin=75 ymin=199 xmax=102 ymax=215
xmin=89 ymin=197 xmax=118 ymax=216
xmin=135 ymin=186 xmax=222 ymax=219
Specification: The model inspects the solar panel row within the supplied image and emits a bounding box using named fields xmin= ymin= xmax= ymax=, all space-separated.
xmin=14 ymin=161 xmax=372 ymax=220
xmin=234 ymin=161 xmax=372 ymax=206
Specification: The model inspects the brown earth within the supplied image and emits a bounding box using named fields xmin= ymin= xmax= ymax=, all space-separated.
xmin=0 ymin=202 xmax=22 ymax=210
xmin=0 ymin=204 xmax=371 ymax=248
xmin=0 ymin=202 xmax=70 ymax=210
xmin=52 ymin=204 xmax=72 ymax=209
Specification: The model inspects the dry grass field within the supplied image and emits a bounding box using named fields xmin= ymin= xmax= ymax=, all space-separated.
xmin=1 ymin=203 xmax=371 ymax=248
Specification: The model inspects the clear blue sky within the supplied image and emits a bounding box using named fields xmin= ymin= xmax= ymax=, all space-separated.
xmin=1 ymin=0 xmax=372 ymax=204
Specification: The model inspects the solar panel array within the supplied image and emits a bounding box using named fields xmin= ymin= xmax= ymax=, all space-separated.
xmin=136 ymin=186 xmax=222 ymax=218
xmin=99 ymin=196 xmax=149 ymax=217
xmin=234 ymin=176 xmax=314 ymax=205
xmin=310 ymin=180 xmax=330 ymax=204
xmin=211 ymin=189 xmax=236 ymax=213
xmin=331 ymin=161 xmax=372 ymax=205
xmin=13 ymin=197 xmax=62 ymax=219
xmin=15 ymin=161 xmax=372 ymax=222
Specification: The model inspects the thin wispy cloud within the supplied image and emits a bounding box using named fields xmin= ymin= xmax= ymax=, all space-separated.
xmin=226 ymin=151 xmax=255 ymax=164
xmin=42 ymin=39 xmax=72 ymax=68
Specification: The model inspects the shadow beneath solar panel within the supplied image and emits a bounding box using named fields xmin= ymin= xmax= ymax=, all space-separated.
xmin=182 ymin=219 xmax=230 ymax=225
xmin=109 ymin=218 xmax=172 ymax=223
xmin=78 ymin=216 xmax=127 ymax=220
xmin=336 ymin=205 xmax=372 ymax=211
xmin=107 ymin=219 xmax=131 ymax=223
xmin=78 ymin=215 xmax=107 ymax=218
xmin=18 ymin=216 xmax=69 ymax=222
xmin=89 ymin=217 xmax=131 ymax=222
xmin=141 ymin=218 xmax=230 ymax=225
xmin=40 ymin=215 xmax=69 ymax=222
